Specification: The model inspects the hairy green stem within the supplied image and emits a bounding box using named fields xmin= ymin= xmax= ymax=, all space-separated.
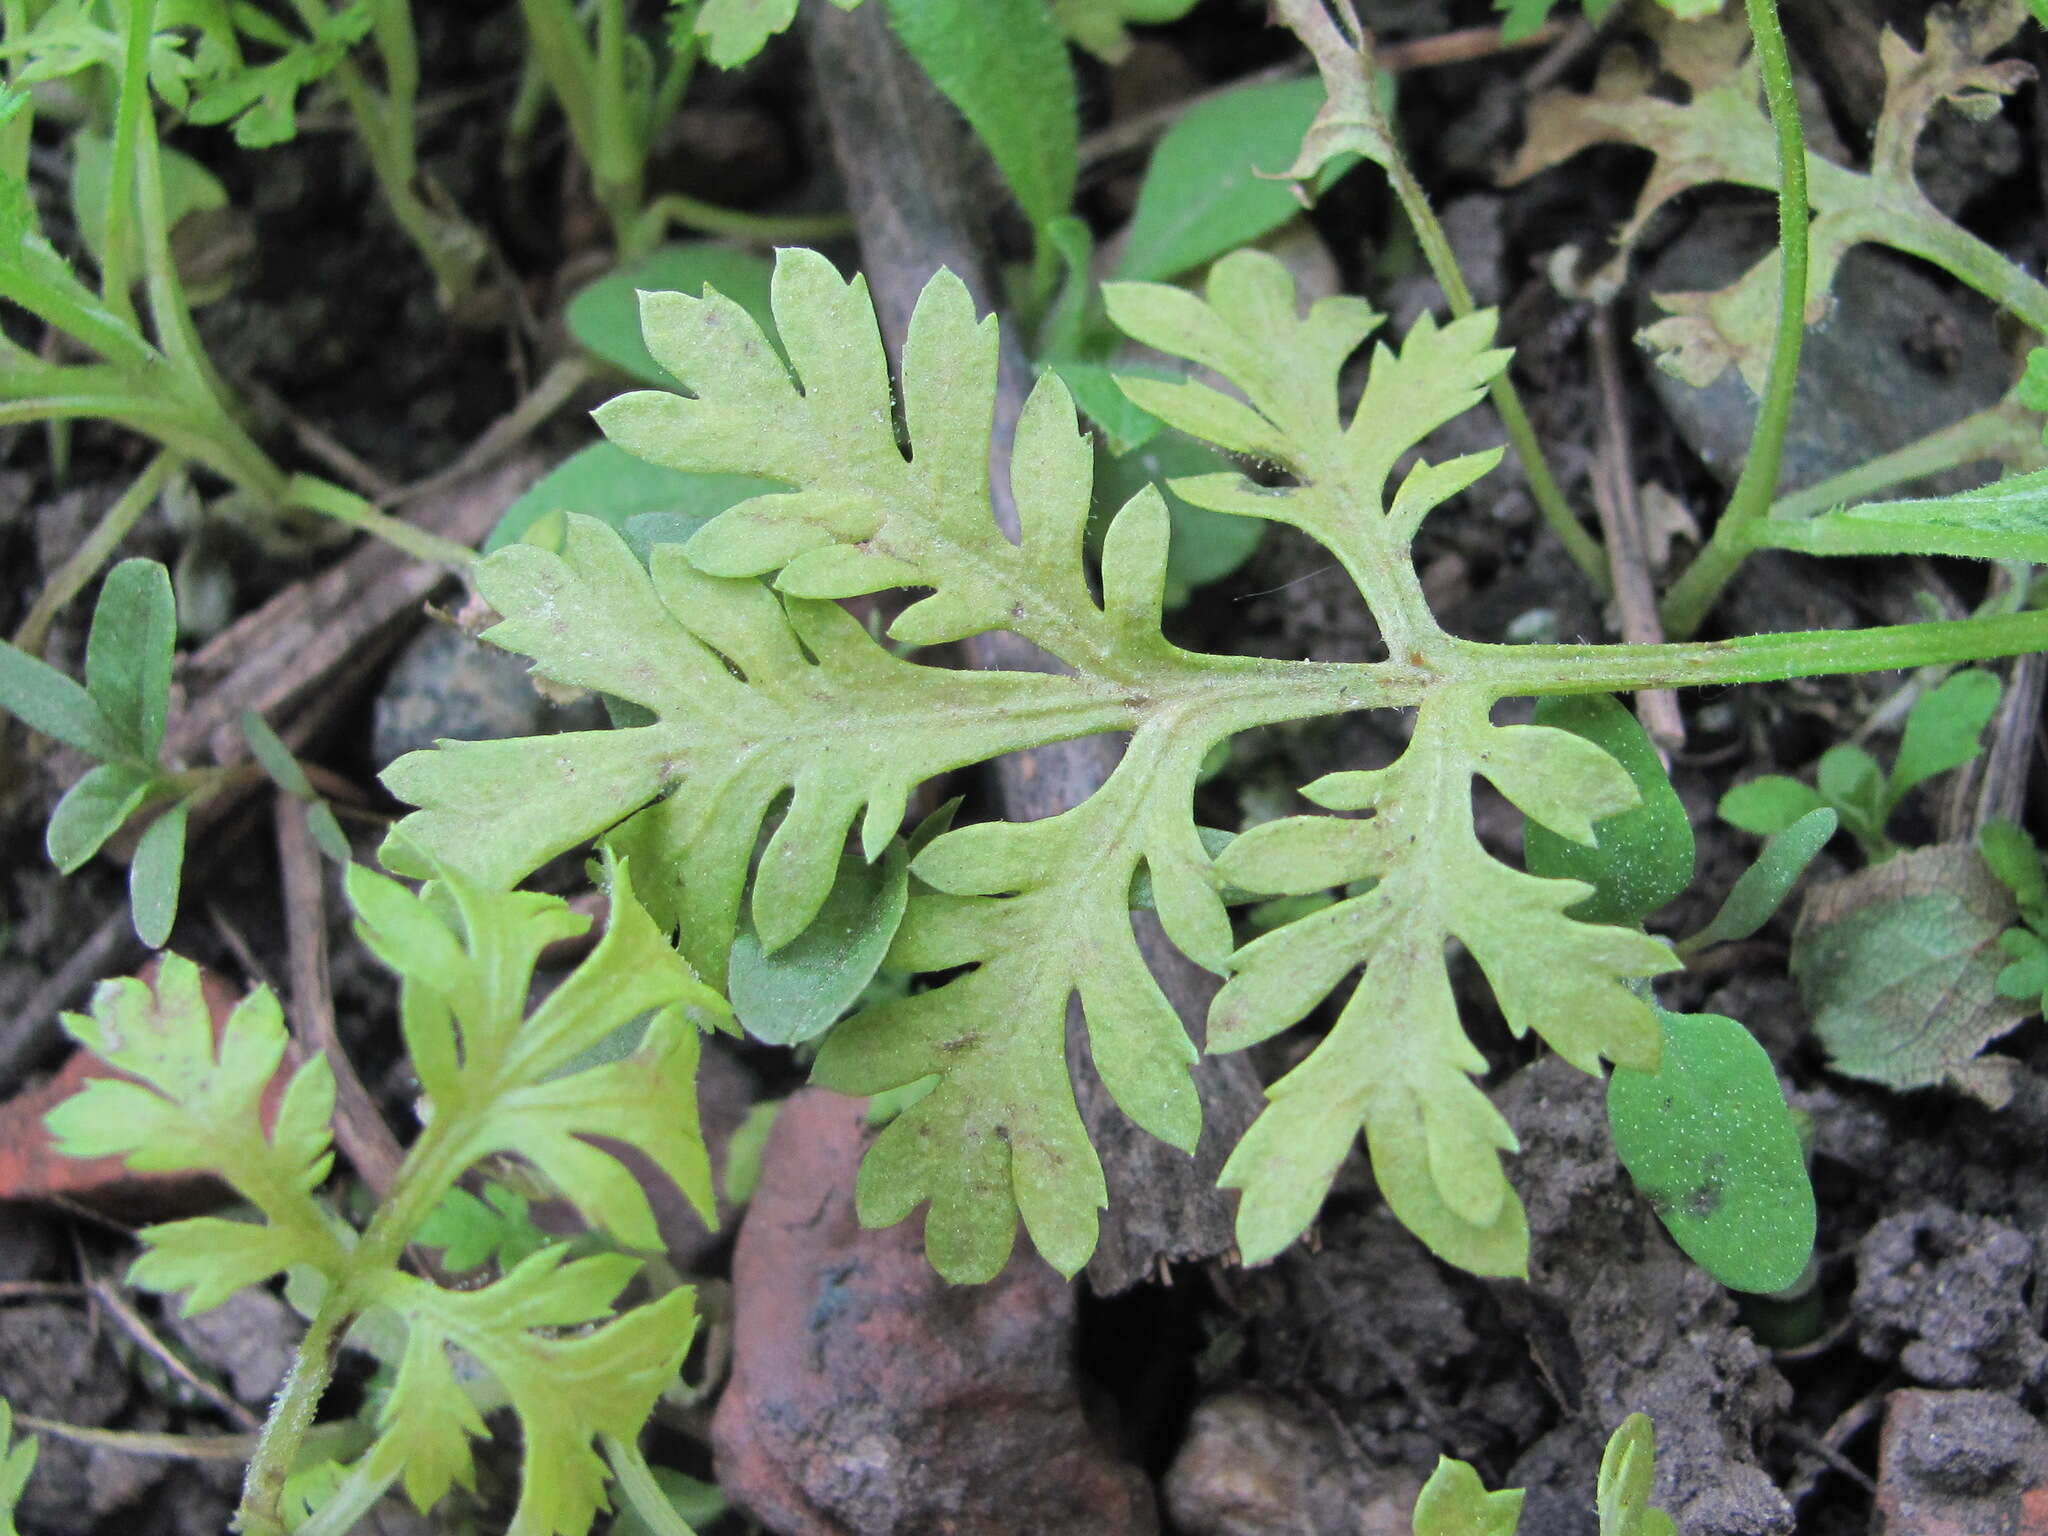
xmin=236 ymin=1296 xmax=352 ymax=1534
xmin=1767 ymin=396 xmax=2045 ymax=523
xmin=1658 ymin=0 xmax=1809 ymax=639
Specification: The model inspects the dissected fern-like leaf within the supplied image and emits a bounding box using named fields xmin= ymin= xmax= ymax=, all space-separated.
xmin=46 ymin=867 xmax=723 ymax=1534
xmin=385 ymin=245 xmax=1676 ymax=1283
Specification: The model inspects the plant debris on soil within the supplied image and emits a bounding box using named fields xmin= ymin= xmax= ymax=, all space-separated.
xmin=4 ymin=0 xmax=2048 ymax=1533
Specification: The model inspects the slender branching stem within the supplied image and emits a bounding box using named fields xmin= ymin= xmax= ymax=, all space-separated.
xmin=12 ymin=450 xmax=179 ymax=657
xmin=634 ymin=194 xmax=855 ymax=252
xmin=1658 ymin=0 xmax=1809 ymax=639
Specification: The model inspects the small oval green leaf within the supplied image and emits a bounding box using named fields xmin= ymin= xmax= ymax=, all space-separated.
xmin=566 ymin=243 xmax=778 ymax=387
xmin=1607 ymin=1008 xmax=1815 ymax=1293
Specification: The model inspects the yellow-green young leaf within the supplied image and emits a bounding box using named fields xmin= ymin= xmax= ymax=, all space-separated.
xmin=1104 ymin=252 xmax=1509 ymax=560
xmin=813 ymin=734 xmax=1219 ymax=1282
xmin=695 ymin=0 xmax=796 ymax=68
xmin=1213 ymin=689 xmax=1673 ymax=1275
xmin=44 ymin=955 xmax=347 ymax=1305
xmin=564 ymin=243 xmax=777 ymax=388
xmin=382 ymin=512 xmax=1127 ymax=987
xmin=0 ymin=1397 xmax=35 ymax=1536
xmin=361 ymin=1253 xmax=698 ymax=1536
xmin=1886 ymin=668 xmax=2000 ymax=813
xmin=1596 ymin=1415 xmax=1678 ymax=1536
xmin=348 ymin=863 xmax=726 ymax=1249
xmin=1411 ymin=1455 xmax=1525 ymax=1536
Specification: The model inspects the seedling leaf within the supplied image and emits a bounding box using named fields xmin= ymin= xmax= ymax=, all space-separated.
xmin=1681 ymin=807 xmax=1838 ymax=953
xmin=483 ymin=442 xmax=782 ymax=555
xmin=1596 ymin=1414 xmax=1678 ymax=1536
xmin=1756 ymin=471 xmax=2048 ymax=563
xmin=1411 ymin=1455 xmax=1525 ymax=1536
xmin=0 ymin=1398 xmax=34 ymax=1536
xmin=1608 ymin=1009 xmax=1815 ymax=1292
xmin=1718 ymin=775 xmax=1826 ymax=837
xmin=1886 ymin=669 xmax=2000 ymax=813
xmin=1522 ymin=694 xmax=1693 ymax=925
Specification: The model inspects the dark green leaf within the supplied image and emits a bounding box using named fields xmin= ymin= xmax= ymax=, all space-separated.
xmin=483 ymin=442 xmax=783 ymax=553
xmin=85 ymin=558 xmax=176 ymax=761
xmin=1607 ymin=1008 xmax=1815 ymax=1293
xmin=1791 ymin=842 xmax=2032 ymax=1090
xmin=1680 ymin=808 xmax=1837 ymax=954
xmin=1522 ymin=695 xmax=1693 ymax=924
xmin=1886 ymin=669 xmax=2000 ymax=813
xmin=0 ymin=642 xmax=128 ymax=761
xmin=46 ymin=762 xmax=153 ymax=873
xmin=882 ymin=0 xmax=1077 ymax=236
xmin=1718 ymin=775 xmax=1826 ymax=837
xmin=1114 ymin=76 xmax=1361 ymax=283
xmin=565 ymin=244 xmax=777 ymax=388
xmin=731 ymin=840 xmax=910 ymax=1045
xmin=130 ymin=800 xmax=188 ymax=949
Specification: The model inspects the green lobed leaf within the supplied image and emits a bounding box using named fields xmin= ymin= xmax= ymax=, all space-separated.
xmin=728 ymin=838 xmax=910 ymax=1045
xmin=45 ymin=761 xmax=153 ymax=874
xmin=1212 ymin=688 xmax=1674 ymax=1275
xmin=360 ymin=1254 xmax=698 ymax=1535
xmin=813 ymin=732 xmax=1217 ymax=1282
xmin=1681 ymin=807 xmax=1838 ymax=953
xmin=129 ymin=799 xmax=188 ymax=948
xmin=1791 ymin=842 xmax=2032 ymax=1092
xmin=1113 ymin=77 xmax=1363 ymax=284
xmin=880 ymin=0 xmax=1077 ymax=237
xmin=384 ymin=510 xmax=1127 ymax=989
xmin=1410 ymin=1456 xmax=1524 ymax=1536
xmin=1885 ymin=668 xmax=2000 ymax=814
xmin=1091 ymin=430 xmax=1265 ymax=607
xmin=1104 ymin=251 xmax=1510 ymax=563
xmin=1607 ymin=1008 xmax=1815 ymax=1293
xmin=184 ymin=0 xmax=373 ymax=146
xmin=1521 ymin=694 xmax=1693 ymax=925
xmin=414 ymin=1183 xmax=553 ymax=1274
xmin=348 ymin=861 xmax=726 ymax=1249
xmin=45 ymin=954 xmax=345 ymax=1309
xmin=564 ymin=243 xmax=778 ymax=388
